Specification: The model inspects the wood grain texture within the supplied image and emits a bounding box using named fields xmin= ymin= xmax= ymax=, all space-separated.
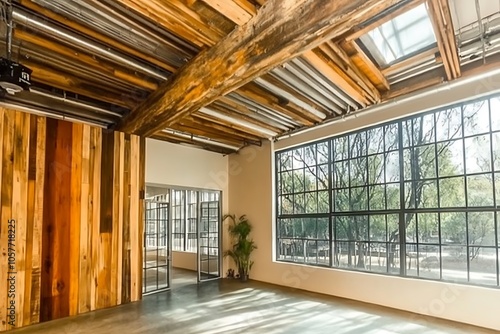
xmin=117 ymin=0 xmax=402 ymax=136
xmin=0 ymin=107 xmax=145 ymax=332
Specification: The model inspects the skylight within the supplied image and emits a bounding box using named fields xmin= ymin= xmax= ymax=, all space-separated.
xmin=359 ymin=3 xmax=437 ymax=66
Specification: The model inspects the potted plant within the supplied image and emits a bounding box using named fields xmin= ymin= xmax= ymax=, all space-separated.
xmin=223 ymin=214 xmax=257 ymax=282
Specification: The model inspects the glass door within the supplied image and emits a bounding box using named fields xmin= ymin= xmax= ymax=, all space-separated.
xmin=198 ymin=191 xmax=221 ymax=282
xmin=143 ymin=199 xmax=171 ymax=294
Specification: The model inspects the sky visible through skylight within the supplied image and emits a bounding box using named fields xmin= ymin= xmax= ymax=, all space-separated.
xmin=361 ymin=3 xmax=437 ymax=66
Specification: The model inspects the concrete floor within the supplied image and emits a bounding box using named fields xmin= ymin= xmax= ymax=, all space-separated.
xmin=11 ymin=278 xmax=494 ymax=334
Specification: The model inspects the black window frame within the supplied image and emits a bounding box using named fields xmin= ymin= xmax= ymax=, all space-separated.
xmin=275 ymin=93 xmax=500 ymax=289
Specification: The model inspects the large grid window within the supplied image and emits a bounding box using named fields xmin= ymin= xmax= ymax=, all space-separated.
xmin=276 ymin=94 xmax=500 ymax=287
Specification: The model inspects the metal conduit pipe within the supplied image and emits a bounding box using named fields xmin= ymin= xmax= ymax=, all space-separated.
xmin=281 ymin=61 xmax=349 ymax=113
xmin=291 ymin=58 xmax=359 ymax=109
xmin=212 ymin=101 xmax=290 ymax=131
xmin=12 ymin=7 xmax=169 ymax=81
xmin=29 ymin=88 xmax=124 ymax=118
xmin=36 ymin=0 xmax=190 ymax=65
xmin=226 ymin=93 xmax=301 ymax=128
xmin=271 ymin=66 xmax=344 ymax=115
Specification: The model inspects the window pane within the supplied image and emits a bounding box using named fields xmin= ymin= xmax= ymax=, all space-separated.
xmin=367 ymin=126 xmax=385 ymax=154
xmin=350 ymin=132 xmax=366 ymax=158
xmin=368 ymin=243 xmax=388 ymax=273
xmin=436 ymin=107 xmax=462 ymax=141
xmin=439 ymin=177 xmax=465 ymax=207
xmin=369 ymin=185 xmax=385 ymax=210
xmin=465 ymin=135 xmax=491 ymax=174
xmin=417 ymin=246 xmax=440 ymax=280
xmin=468 ymin=212 xmax=495 ymax=247
xmin=437 ymin=139 xmax=464 ymax=177
xmin=442 ymin=245 xmax=468 ymax=282
xmin=370 ymin=215 xmax=387 ymax=242
xmin=418 ymin=213 xmax=439 ymax=244
xmin=463 ymin=101 xmax=490 ymax=136
xmin=469 ymin=247 xmax=497 ymax=286
xmin=491 ymin=97 xmax=500 ymax=131
xmin=385 ymin=124 xmax=399 ymax=151
xmin=467 ymin=175 xmax=493 ymax=207
xmin=441 ymin=212 xmax=466 ymax=245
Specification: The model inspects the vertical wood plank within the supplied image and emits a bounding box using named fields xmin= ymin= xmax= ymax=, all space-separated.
xmin=138 ymin=137 xmax=146 ymax=301
xmin=41 ymin=119 xmax=73 ymax=321
xmin=90 ymin=128 xmax=102 ymax=311
xmin=12 ymin=111 xmax=30 ymax=328
xmin=69 ymin=123 xmax=83 ymax=316
xmin=30 ymin=117 xmax=45 ymax=324
xmin=79 ymin=125 xmax=91 ymax=314
xmin=0 ymin=108 xmax=14 ymax=331
xmin=23 ymin=115 xmax=37 ymax=327
xmin=113 ymin=132 xmax=125 ymax=306
xmin=121 ymin=134 xmax=131 ymax=303
xmin=129 ymin=135 xmax=140 ymax=302
xmin=0 ymin=108 xmax=5 ymax=332
xmin=97 ymin=130 xmax=114 ymax=309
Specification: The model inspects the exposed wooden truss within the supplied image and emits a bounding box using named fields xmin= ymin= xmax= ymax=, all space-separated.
xmin=116 ymin=0 xmax=401 ymax=136
xmin=428 ymin=0 xmax=461 ymax=80
xmin=0 ymin=0 xmax=488 ymax=153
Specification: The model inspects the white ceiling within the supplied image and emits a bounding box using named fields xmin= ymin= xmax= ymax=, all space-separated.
xmin=450 ymin=0 xmax=500 ymax=30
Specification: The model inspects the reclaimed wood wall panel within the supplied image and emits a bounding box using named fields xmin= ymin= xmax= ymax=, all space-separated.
xmin=0 ymin=107 xmax=145 ymax=332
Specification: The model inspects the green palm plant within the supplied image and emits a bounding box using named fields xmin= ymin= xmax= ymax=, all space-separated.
xmin=223 ymin=214 xmax=257 ymax=281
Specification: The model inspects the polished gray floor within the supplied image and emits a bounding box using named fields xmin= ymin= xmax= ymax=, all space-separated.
xmin=11 ymin=273 xmax=494 ymax=334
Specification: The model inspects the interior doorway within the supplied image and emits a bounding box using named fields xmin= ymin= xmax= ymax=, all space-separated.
xmin=143 ymin=184 xmax=222 ymax=295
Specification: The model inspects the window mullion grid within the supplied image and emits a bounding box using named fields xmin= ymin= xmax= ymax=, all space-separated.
xmin=398 ymin=121 xmax=406 ymax=276
xmin=433 ymin=112 xmax=443 ymax=280
xmin=328 ymin=140 xmax=334 ymax=267
xmin=366 ymin=138 xmax=370 ymax=271
xmin=275 ymin=153 xmax=280 ymax=261
xmin=488 ymin=99 xmax=500 ymax=287
xmin=461 ymin=106 xmax=471 ymax=282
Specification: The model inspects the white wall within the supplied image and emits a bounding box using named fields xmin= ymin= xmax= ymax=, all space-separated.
xmin=146 ymin=138 xmax=229 ymax=191
xmin=145 ymin=139 xmax=230 ymax=273
xmin=172 ymin=251 xmax=197 ymax=271
xmin=229 ymin=71 xmax=500 ymax=331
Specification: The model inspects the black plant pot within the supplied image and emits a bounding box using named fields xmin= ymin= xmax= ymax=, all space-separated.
xmin=240 ymin=272 xmax=249 ymax=282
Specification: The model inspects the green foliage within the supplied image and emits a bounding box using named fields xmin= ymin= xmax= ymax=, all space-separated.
xmin=223 ymin=214 xmax=257 ymax=280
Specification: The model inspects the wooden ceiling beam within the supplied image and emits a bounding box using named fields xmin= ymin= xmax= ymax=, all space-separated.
xmin=202 ymin=0 xmax=253 ymax=25
xmin=428 ymin=0 xmax=461 ymax=80
xmin=115 ymin=0 xmax=225 ymax=47
xmin=345 ymin=40 xmax=391 ymax=91
xmin=17 ymin=0 xmax=177 ymax=74
xmin=116 ymin=0 xmax=401 ymax=136
xmin=232 ymin=0 xmax=259 ymax=16
xmin=316 ymin=44 xmax=381 ymax=102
